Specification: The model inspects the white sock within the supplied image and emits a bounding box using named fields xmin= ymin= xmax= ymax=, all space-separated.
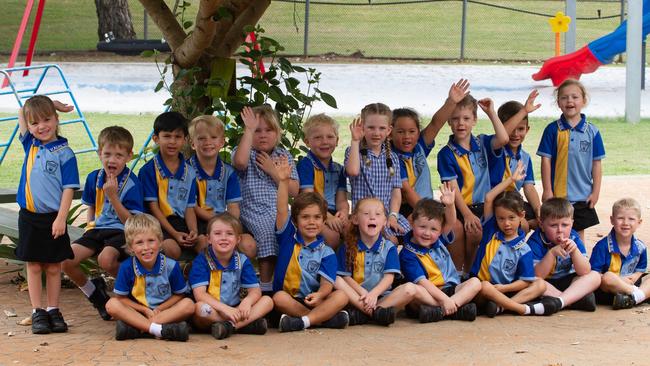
xmin=559 ymin=298 xmax=566 ymax=309
xmin=633 ymin=287 xmax=646 ymax=304
xmin=149 ymin=323 xmax=162 ymax=337
xmin=301 ymin=316 xmax=311 ymax=329
xmin=46 ymin=306 xmax=58 ymax=312
xmin=79 ymin=280 xmax=96 ymax=298
xmin=524 ymin=306 xmax=531 ymax=315
xmin=260 ymin=282 xmax=273 ymax=292
xmin=533 ymin=303 xmax=545 ymax=314
xmin=496 ymin=306 xmax=503 ymax=314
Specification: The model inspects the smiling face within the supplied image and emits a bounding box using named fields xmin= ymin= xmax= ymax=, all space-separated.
xmin=304 ymin=124 xmax=338 ymax=164
xmin=208 ymin=220 xmax=240 ymax=257
xmin=190 ymin=121 xmax=224 ymax=160
xmin=99 ymin=143 xmax=131 ymax=177
xmin=391 ymin=116 xmax=420 ymax=153
xmin=27 ymin=113 xmax=59 ymax=144
xmin=557 ymin=84 xmax=586 ymax=123
xmin=411 ymin=215 xmax=443 ymax=248
xmin=611 ymin=208 xmax=642 ymax=241
xmin=363 ymin=114 xmax=392 ymax=151
xmin=295 ymin=204 xmax=325 ymax=243
xmin=448 ymin=106 xmax=477 ymax=142
xmin=540 ymin=216 xmax=573 ymax=246
xmin=129 ymin=229 xmax=162 ymax=269
xmin=153 ymin=129 xmax=186 ymax=159
xmin=253 ymin=119 xmax=279 ymax=153
xmin=353 ymin=199 xmax=387 ymax=240
xmin=495 ymin=206 xmax=525 ymax=240
xmin=508 ymin=119 xmax=530 ymax=150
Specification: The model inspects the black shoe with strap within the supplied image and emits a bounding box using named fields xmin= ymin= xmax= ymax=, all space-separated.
xmin=568 ymin=292 xmax=597 ymax=312
xmin=449 ymin=303 xmax=477 ymax=321
xmin=612 ymin=293 xmax=636 ymax=310
xmin=31 ymin=309 xmax=51 ymax=335
xmin=47 ymin=308 xmax=68 ymax=333
xmin=161 ymin=322 xmax=189 ymax=342
xmin=88 ymin=277 xmax=112 ymax=321
xmin=115 ymin=320 xmax=141 ymax=340
xmin=372 ymin=306 xmax=396 ymax=326
xmin=236 ymin=318 xmax=268 ymax=335
xmin=418 ymin=305 xmax=443 ymax=323
xmin=346 ymin=307 xmax=370 ymax=326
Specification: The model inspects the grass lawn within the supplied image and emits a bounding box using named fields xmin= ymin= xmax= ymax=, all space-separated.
xmin=1 ymin=112 xmax=648 ymax=190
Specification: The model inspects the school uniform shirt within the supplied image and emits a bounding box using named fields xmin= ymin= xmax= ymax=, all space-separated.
xmin=81 ymin=168 xmax=144 ymax=230
xmin=488 ymin=145 xmax=535 ymax=191
xmin=297 ymin=150 xmax=347 ymax=212
xmin=138 ymin=153 xmax=197 ymax=218
xmin=470 ymin=216 xmax=536 ymax=284
xmin=437 ymin=134 xmax=496 ymax=205
xmin=399 ymin=231 xmax=460 ymax=289
xmin=113 ymin=253 xmax=188 ymax=309
xmin=394 ymin=136 xmax=435 ymax=200
xmin=188 ymin=155 xmax=241 ymax=214
xmin=273 ymin=218 xmax=337 ymax=298
xmin=17 ymin=132 xmax=80 ymax=213
xmin=527 ymin=229 xmax=587 ymax=280
xmin=590 ymin=229 xmax=647 ymax=276
xmin=188 ymin=247 xmax=259 ymax=307
xmin=536 ymin=114 xmax=606 ymax=202
xmin=232 ymin=146 xmax=298 ymax=258
xmin=336 ymin=236 xmax=401 ymax=291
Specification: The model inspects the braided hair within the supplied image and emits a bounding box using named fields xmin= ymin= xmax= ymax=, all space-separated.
xmin=360 ymin=103 xmax=394 ymax=176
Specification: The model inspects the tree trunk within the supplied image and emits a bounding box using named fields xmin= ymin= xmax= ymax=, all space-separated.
xmin=95 ymin=0 xmax=137 ymax=41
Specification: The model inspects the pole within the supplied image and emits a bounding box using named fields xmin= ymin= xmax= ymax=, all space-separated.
xmin=625 ymin=0 xmax=642 ymax=124
xmin=565 ymin=0 xmax=576 ymax=53
xmin=460 ymin=0 xmax=467 ymax=60
xmin=642 ymin=40 xmax=646 ymax=90
xmin=303 ymin=0 xmax=310 ymax=58
xmin=144 ymin=9 xmax=148 ymax=40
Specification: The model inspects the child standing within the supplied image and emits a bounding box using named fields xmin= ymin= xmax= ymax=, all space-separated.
xmin=399 ymin=185 xmax=481 ymax=322
xmin=297 ymin=113 xmax=349 ymax=248
xmin=138 ymin=112 xmax=199 ymax=260
xmin=63 ymin=126 xmax=143 ymax=321
xmin=346 ymin=103 xmax=409 ymax=243
xmin=187 ymin=115 xmax=256 ymax=259
xmin=590 ymin=198 xmax=649 ymax=309
xmin=537 ymin=79 xmax=605 ymax=240
xmin=233 ymin=106 xmax=299 ymax=294
xmin=272 ymin=157 xmax=349 ymax=332
xmin=527 ymin=198 xmax=601 ymax=312
xmin=106 ymin=214 xmax=194 ymax=341
xmin=190 ymin=213 xmax=273 ymax=339
xmin=16 ymin=96 xmax=79 ymax=334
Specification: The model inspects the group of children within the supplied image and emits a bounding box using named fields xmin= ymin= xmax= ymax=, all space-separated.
xmin=14 ymin=77 xmax=649 ymax=341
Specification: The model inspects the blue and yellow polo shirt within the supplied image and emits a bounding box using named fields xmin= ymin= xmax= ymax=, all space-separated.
xmin=536 ymin=114 xmax=605 ymax=202
xmin=488 ymin=145 xmax=535 ymax=192
xmin=17 ymin=132 xmax=80 ymax=213
xmin=395 ymin=136 xmax=435 ymax=200
xmin=399 ymin=231 xmax=460 ymax=289
xmin=113 ymin=253 xmax=188 ymax=309
xmin=590 ymin=230 xmax=647 ymax=276
xmin=273 ymin=218 xmax=337 ymax=298
xmin=188 ymin=155 xmax=241 ymax=214
xmin=527 ymin=228 xmax=587 ymax=280
xmin=81 ymin=168 xmax=143 ymax=230
xmin=470 ymin=217 xmax=536 ymax=284
xmin=437 ymin=134 xmax=496 ymax=205
xmin=138 ymin=153 xmax=197 ymax=218
xmin=336 ymin=236 xmax=401 ymax=291
xmin=188 ymin=246 xmax=259 ymax=307
xmin=297 ymin=151 xmax=347 ymax=212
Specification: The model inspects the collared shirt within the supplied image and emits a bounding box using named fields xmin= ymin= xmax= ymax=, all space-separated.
xmin=399 ymin=231 xmax=460 ymax=289
xmin=297 ymin=150 xmax=347 ymax=211
xmin=113 ymin=254 xmax=188 ymax=309
xmin=536 ymin=114 xmax=605 ymax=202
xmin=395 ymin=136 xmax=435 ymax=200
xmin=488 ymin=144 xmax=535 ymax=191
xmin=17 ymin=132 xmax=80 ymax=213
xmin=470 ymin=216 xmax=536 ymax=284
xmin=81 ymin=168 xmax=143 ymax=230
xmin=590 ymin=229 xmax=647 ymax=276
xmin=189 ymin=246 xmax=259 ymax=307
xmin=336 ymin=236 xmax=400 ymax=291
xmin=188 ymin=155 xmax=241 ymax=214
xmin=527 ymin=228 xmax=587 ymax=280
xmin=273 ymin=218 xmax=337 ymax=298
xmin=138 ymin=153 xmax=197 ymax=218
xmin=437 ymin=134 xmax=496 ymax=205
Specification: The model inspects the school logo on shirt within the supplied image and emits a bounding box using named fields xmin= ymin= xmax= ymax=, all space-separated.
xmin=476 ymin=153 xmax=487 ymax=168
xmin=373 ymin=260 xmax=385 ymax=273
xmin=216 ymin=188 xmax=224 ymax=201
xmin=178 ymin=187 xmax=188 ymax=201
xmin=231 ymin=278 xmax=240 ymax=293
xmin=157 ymin=283 xmax=170 ymax=297
xmin=504 ymin=258 xmax=516 ymax=273
xmin=45 ymin=161 xmax=58 ymax=175
xmin=579 ymin=140 xmax=591 ymax=153
xmin=625 ymin=262 xmax=637 ymax=274
xmin=307 ymin=260 xmax=319 ymax=274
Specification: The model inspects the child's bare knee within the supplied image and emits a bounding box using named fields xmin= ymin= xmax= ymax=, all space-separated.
xmin=402 ymin=283 xmax=417 ymax=297
xmin=532 ymin=278 xmax=546 ymax=293
xmin=105 ymin=298 xmax=120 ymax=316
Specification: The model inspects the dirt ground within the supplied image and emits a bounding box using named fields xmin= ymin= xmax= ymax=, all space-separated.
xmin=2 ymin=175 xmax=650 ymax=366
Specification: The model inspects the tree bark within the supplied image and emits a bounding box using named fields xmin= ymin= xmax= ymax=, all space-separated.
xmin=95 ymin=0 xmax=136 ymax=41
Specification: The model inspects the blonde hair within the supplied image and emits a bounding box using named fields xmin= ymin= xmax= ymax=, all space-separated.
xmin=302 ymin=113 xmax=338 ymax=139
xmin=555 ymin=79 xmax=589 ymax=105
xmin=207 ymin=212 xmax=243 ymax=236
xmin=359 ymin=102 xmax=395 ymax=176
xmin=189 ymin=115 xmax=225 ymax=140
xmin=253 ymin=105 xmax=282 ymax=145
xmin=23 ymin=95 xmax=59 ymax=134
xmin=124 ymin=213 xmax=163 ymax=247
xmin=612 ymin=198 xmax=642 ymax=218
xmin=98 ymin=126 xmax=134 ymax=152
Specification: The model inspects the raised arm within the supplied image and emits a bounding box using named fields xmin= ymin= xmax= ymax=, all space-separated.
xmin=501 ymin=90 xmax=541 ymax=138
xmin=233 ymin=107 xmax=259 ymax=171
xmin=439 ymin=182 xmax=457 ymax=235
xmin=421 ymin=79 xmax=470 ymax=146
xmin=275 ymin=156 xmax=292 ymax=230
xmin=484 ymin=161 xmax=525 ymax=219
xmin=478 ymin=98 xmax=508 ymax=150
xmin=346 ymin=117 xmax=363 ymax=177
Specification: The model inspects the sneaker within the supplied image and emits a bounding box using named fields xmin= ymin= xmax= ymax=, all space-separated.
xmin=484 ymin=301 xmax=499 ymax=318
xmin=47 ymin=308 xmax=68 ymax=333
xmin=161 ymin=322 xmax=189 ymax=342
xmin=88 ymin=278 xmax=111 ymax=321
xmin=450 ymin=303 xmax=477 ymax=321
xmin=236 ymin=318 xmax=268 ymax=335
xmin=568 ymin=292 xmax=597 ymax=312
xmin=612 ymin=293 xmax=636 ymax=310
xmin=278 ymin=314 xmax=304 ymax=333
xmin=321 ymin=310 xmax=349 ymax=329
xmin=372 ymin=306 xmax=396 ymax=326
xmin=31 ymin=309 xmax=51 ymax=335
xmin=115 ymin=320 xmax=141 ymax=340
xmin=346 ymin=307 xmax=369 ymax=326
xmin=211 ymin=321 xmax=235 ymax=340
xmin=418 ymin=305 xmax=443 ymax=323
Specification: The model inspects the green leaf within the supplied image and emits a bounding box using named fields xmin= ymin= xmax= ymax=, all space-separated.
xmin=154 ymin=80 xmax=165 ymax=92
xmin=183 ymin=21 xmax=193 ymax=29
xmin=140 ymin=50 xmax=154 ymax=58
xmin=320 ymin=92 xmax=338 ymax=108
xmin=285 ymin=77 xmax=300 ymax=90
xmin=293 ymin=65 xmax=306 ymax=72
xmin=243 ymin=25 xmax=255 ymax=33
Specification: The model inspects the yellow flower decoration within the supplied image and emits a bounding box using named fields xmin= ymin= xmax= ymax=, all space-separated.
xmin=549 ymin=11 xmax=571 ymax=33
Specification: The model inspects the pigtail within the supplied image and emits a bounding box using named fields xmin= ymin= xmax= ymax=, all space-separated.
xmin=360 ymin=139 xmax=371 ymax=167
xmin=344 ymin=219 xmax=359 ymax=273
xmin=384 ymin=139 xmax=395 ymax=177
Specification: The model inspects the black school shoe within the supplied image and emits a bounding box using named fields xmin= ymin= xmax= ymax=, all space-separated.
xmin=372 ymin=306 xmax=396 ymax=326
xmin=278 ymin=314 xmax=305 ymax=332
xmin=612 ymin=293 xmax=636 ymax=310
xmin=161 ymin=322 xmax=189 ymax=342
xmin=211 ymin=321 xmax=236 ymax=340
xmin=32 ymin=309 xmax=51 ymax=334
xmin=88 ymin=278 xmax=111 ymax=321
xmin=484 ymin=301 xmax=499 ymax=318
xmin=418 ymin=305 xmax=444 ymax=323
xmin=47 ymin=308 xmax=68 ymax=333
xmin=568 ymin=292 xmax=597 ymax=312
xmin=346 ymin=307 xmax=370 ymax=326
xmin=449 ymin=303 xmax=477 ymax=321
xmin=115 ymin=320 xmax=141 ymax=340
xmin=236 ymin=318 xmax=268 ymax=335
xmin=320 ymin=310 xmax=350 ymax=329
xmin=526 ymin=296 xmax=562 ymax=316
